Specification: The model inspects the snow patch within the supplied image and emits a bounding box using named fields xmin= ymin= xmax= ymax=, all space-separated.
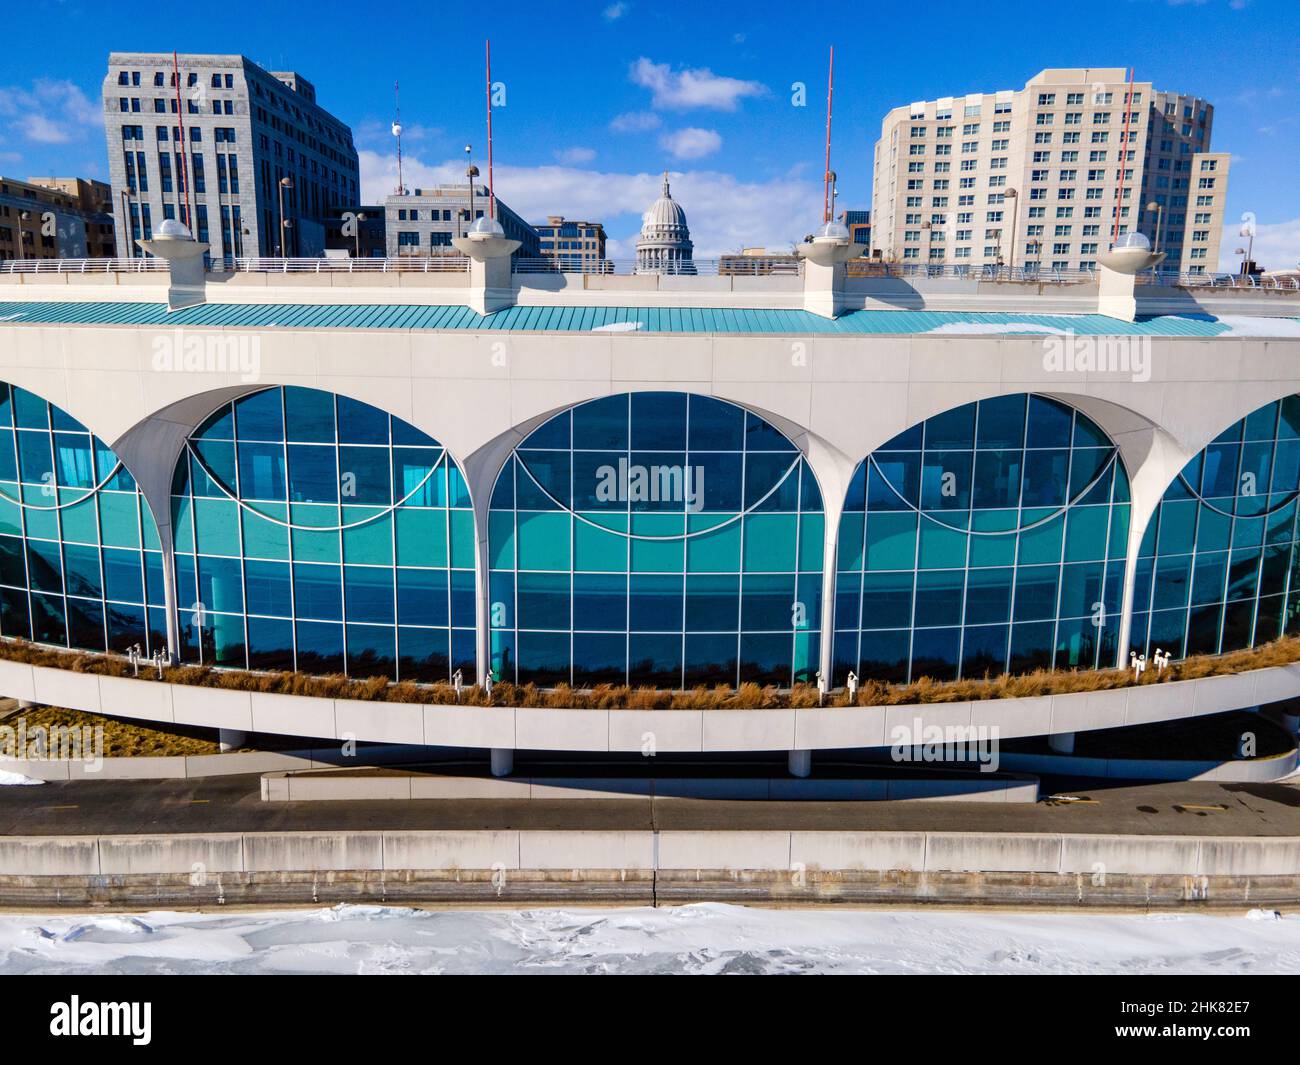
xmin=591 ymin=321 xmax=644 ymax=332
xmin=923 ymin=321 xmax=1075 ymax=336
xmin=0 ymin=770 xmax=42 ymax=786
xmin=2 ymin=903 xmax=1299 ymax=974
xmin=1203 ymin=315 xmax=1300 ymax=338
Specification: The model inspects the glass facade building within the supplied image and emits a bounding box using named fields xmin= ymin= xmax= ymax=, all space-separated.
xmin=487 ymin=392 xmax=824 ymax=687
xmin=20 ymin=376 xmax=1297 ymax=693
xmin=171 ymin=386 xmax=476 ymax=680
xmin=0 ymin=382 xmax=167 ymax=654
xmin=834 ymin=394 xmax=1130 ymax=683
xmin=1131 ymin=396 xmax=1300 ymax=660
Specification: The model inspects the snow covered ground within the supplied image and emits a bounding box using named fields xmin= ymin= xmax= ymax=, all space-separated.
xmin=1 ymin=903 xmax=1298 ymax=974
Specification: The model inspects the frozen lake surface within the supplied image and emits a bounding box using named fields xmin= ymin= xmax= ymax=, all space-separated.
xmin=1 ymin=903 xmax=1298 ymax=974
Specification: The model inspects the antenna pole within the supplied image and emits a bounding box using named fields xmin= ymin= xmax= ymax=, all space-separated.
xmin=393 ymin=80 xmax=405 ymax=196
xmin=173 ymin=51 xmax=192 ymax=230
xmin=486 ymin=39 xmax=496 ymax=219
xmin=822 ymin=45 xmax=834 ymax=224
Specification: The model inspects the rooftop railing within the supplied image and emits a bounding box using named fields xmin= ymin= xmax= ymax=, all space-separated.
xmin=1 ymin=256 xmax=1297 ymax=291
xmin=217 ymin=256 xmax=470 ymax=273
xmin=0 ymin=257 xmax=168 ymax=274
xmin=512 ymin=257 xmax=804 ymax=277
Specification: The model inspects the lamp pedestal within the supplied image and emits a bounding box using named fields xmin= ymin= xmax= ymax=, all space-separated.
xmin=796 ymin=236 xmax=864 ymax=319
xmin=452 ymin=233 xmax=520 ymax=315
xmin=136 ymin=230 xmax=210 ymax=311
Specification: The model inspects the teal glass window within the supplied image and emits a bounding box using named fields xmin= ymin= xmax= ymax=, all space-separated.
xmin=172 ymin=387 xmax=474 ymax=681
xmin=1134 ymin=396 xmax=1300 ymax=661
xmin=489 ymin=392 xmax=824 ymax=688
xmin=834 ymin=394 xmax=1129 ymax=683
xmin=0 ymin=383 xmax=166 ymax=655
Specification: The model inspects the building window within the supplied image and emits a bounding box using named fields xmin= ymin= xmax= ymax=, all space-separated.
xmin=488 ymin=393 xmax=825 ymax=688
xmin=834 ymin=395 xmax=1129 ymax=683
xmin=0 ymin=383 xmax=166 ymax=655
xmin=1133 ymin=398 xmax=1300 ymax=661
xmin=171 ymin=387 xmax=476 ymax=680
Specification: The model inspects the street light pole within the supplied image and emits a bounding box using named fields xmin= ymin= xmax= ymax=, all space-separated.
xmin=465 ymin=145 xmax=479 ymax=226
xmin=354 ymin=211 xmax=366 ymax=259
xmin=1146 ymin=199 xmax=1164 ymax=256
xmin=277 ymin=176 xmax=293 ymax=257
xmin=120 ymin=189 xmax=134 ymax=258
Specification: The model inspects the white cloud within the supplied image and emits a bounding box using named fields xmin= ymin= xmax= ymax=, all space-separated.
xmin=1218 ymin=217 xmax=1300 ymax=272
xmin=554 ymin=146 xmax=596 ymax=164
xmin=0 ymin=79 xmax=102 ymax=146
xmin=603 ymin=1 xmax=629 ymax=18
xmin=610 ymin=110 xmax=661 ymax=133
xmin=629 ymin=57 xmax=766 ymax=111
xmin=658 ymin=127 xmax=722 ymax=160
xmin=19 ymin=115 xmax=70 ymax=144
xmin=359 ymin=150 xmax=820 ymax=258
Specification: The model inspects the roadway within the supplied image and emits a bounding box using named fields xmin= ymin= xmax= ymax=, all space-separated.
xmin=1 ymin=773 xmax=1298 ymax=837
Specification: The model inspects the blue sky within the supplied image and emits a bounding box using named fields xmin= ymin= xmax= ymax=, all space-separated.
xmin=2 ymin=0 xmax=1297 ymax=265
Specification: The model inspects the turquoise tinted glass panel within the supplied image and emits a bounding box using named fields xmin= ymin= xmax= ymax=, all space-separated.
xmin=0 ymin=383 xmax=164 ymax=656
xmin=489 ymin=392 xmax=824 ymax=687
xmin=835 ymin=394 xmax=1129 ymax=683
xmin=172 ymin=387 xmax=474 ymax=681
xmin=1135 ymin=398 xmax=1300 ymax=661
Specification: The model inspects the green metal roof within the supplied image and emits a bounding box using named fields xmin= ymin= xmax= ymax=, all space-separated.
xmin=0 ymin=301 xmax=1295 ymax=337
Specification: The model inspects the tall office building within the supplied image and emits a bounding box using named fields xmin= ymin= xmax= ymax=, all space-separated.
xmin=534 ymin=216 xmax=607 ymax=270
xmin=0 ymin=176 xmax=115 ymax=260
xmin=871 ymin=68 xmax=1227 ymax=275
xmin=102 ymin=53 xmax=360 ymax=260
xmin=384 ymin=186 xmax=539 ymax=259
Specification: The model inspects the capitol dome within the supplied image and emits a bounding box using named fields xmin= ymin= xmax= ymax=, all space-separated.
xmin=636 ymin=172 xmax=695 ymax=275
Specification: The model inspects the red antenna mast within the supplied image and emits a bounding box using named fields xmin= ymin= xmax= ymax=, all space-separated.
xmin=1113 ymin=67 xmax=1136 ymax=245
xmin=486 ymin=39 xmax=496 ymax=219
xmin=172 ymin=51 xmax=192 ymax=230
xmin=392 ymin=81 xmax=405 ymax=195
xmin=822 ymin=45 xmax=835 ymax=223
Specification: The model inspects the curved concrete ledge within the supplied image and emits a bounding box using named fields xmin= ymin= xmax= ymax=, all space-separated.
xmin=4 ymin=656 xmax=1299 ymax=754
xmin=258 ymin=767 xmax=1040 ymax=803
xmin=998 ymin=747 xmax=1299 ymax=783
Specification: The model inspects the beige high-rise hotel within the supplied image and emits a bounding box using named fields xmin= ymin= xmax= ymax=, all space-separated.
xmin=871 ymin=68 xmax=1229 ymax=275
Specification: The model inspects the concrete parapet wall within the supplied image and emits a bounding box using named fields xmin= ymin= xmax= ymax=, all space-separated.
xmin=3 ymin=828 xmax=1297 ymax=879
xmin=3 ymin=655 xmax=1299 ymax=754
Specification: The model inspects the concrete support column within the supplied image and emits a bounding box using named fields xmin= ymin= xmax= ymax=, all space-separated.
xmin=218 ymin=729 xmax=247 ymax=753
xmin=788 ymin=749 xmax=812 ymax=778
xmin=17 ymin=700 xmax=36 ymax=711
xmin=490 ymin=748 xmax=514 ymax=777
xmin=1048 ymin=731 xmax=1075 ymax=754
